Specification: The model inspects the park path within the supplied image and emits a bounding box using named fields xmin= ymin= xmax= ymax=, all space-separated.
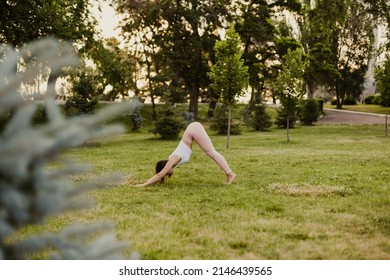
xmin=317 ymin=108 xmax=388 ymax=125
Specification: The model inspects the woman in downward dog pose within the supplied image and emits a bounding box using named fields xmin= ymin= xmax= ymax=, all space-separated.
xmin=136 ymin=122 xmax=236 ymax=186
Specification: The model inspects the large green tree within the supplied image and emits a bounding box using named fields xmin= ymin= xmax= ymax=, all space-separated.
xmin=114 ymin=0 xmax=303 ymax=118
xmin=235 ymin=0 xmax=302 ymax=106
xmin=374 ymin=56 xmax=390 ymax=136
xmin=113 ymin=0 xmax=232 ymax=118
xmin=336 ymin=0 xmax=374 ymax=105
xmin=363 ymin=0 xmax=390 ymax=48
xmin=298 ymin=0 xmax=374 ymax=108
xmin=89 ymin=37 xmax=135 ymax=101
xmin=0 ymin=0 xmax=99 ymax=96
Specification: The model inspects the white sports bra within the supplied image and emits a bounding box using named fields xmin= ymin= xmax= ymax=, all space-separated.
xmin=169 ymin=141 xmax=192 ymax=165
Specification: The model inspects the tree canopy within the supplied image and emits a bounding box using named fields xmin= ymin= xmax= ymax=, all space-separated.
xmin=0 ymin=0 xmax=97 ymax=47
xmin=112 ymin=0 xmax=305 ymax=117
xmin=0 ymin=0 xmax=101 ymax=98
xmin=208 ymin=26 xmax=249 ymax=148
xmin=1 ymin=0 xmax=388 ymax=110
xmin=374 ymin=55 xmax=390 ymax=136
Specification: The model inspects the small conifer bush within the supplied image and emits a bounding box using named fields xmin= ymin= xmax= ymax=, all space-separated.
xmin=151 ymin=106 xmax=186 ymax=139
xmin=243 ymin=104 xmax=272 ymax=131
xmin=299 ymin=98 xmax=321 ymax=125
xmin=210 ymin=104 xmax=241 ymax=135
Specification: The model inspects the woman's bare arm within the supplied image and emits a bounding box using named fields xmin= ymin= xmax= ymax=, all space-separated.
xmin=135 ymin=155 xmax=180 ymax=187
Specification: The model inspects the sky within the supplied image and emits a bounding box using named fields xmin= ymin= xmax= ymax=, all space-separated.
xmin=92 ymin=1 xmax=121 ymax=39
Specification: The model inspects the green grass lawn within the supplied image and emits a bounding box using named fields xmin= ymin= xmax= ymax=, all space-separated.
xmin=24 ymin=121 xmax=389 ymax=260
xmin=16 ymin=104 xmax=390 ymax=260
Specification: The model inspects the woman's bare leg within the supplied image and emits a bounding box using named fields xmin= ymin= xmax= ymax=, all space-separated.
xmin=183 ymin=122 xmax=235 ymax=183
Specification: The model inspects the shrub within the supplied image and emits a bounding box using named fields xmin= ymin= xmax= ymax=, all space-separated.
xmin=299 ymin=98 xmax=321 ymax=125
xmin=0 ymin=111 xmax=10 ymax=132
xmin=275 ymin=106 xmax=298 ymax=128
xmin=316 ymin=98 xmax=324 ymax=113
xmin=243 ymin=104 xmax=272 ymax=131
xmin=0 ymin=104 xmax=54 ymax=132
xmin=125 ymin=97 xmax=144 ymax=131
xmin=364 ymin=95 xmax=375 ymax=104
xmin=64 ymin=72 xmax=99 ymax=116
xmin=151 ymin=106 xmax=186 ymax=139
xmin=344 ymin=96 xmax=357 ymax=105
xmin=183 ymin=111 xmax=195 ymax=124
xmin=373 ymin=95 xmax=383 ymax=105
xmin=210 ymin=104 xmax=241 ymax=135
xmin=32 ymin=104 xmax=48 ymax=125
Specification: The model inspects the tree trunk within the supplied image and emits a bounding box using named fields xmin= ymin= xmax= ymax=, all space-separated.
xmin=227 ymin=104 xmax=232 ymax=149
xmin=47 ymin=70 xmax=60 ymax=97
xmin=188 ymin=3 xmax=202 ymax=120
xmin=385 ymin=107 xmax=388 ymax=137
xmin=9 ymin=52 xmax=19 ymax=117
xmin=287 ymin=115 xmax=290 ymax=142
xmin=207 ymin=89 xmax=220 ymax=118
xmin=188 ymin=84 xmax=199 ymax=119
xmin=147 ymin=62 xmax=157 ymax=120
xmin=151 ymin=94 xmax=157 ymax=120
xmin=335 ymin=84 xmax=343 ymax=109
xmin=45 ymin=69 xmax=63 ymax=121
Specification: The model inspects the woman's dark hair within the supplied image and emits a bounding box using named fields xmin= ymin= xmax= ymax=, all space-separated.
xmin=155 ymin=160 xmax=170 ymax=183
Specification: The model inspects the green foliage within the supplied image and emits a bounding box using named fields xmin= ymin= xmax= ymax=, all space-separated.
xmin=113 ymin=0 xmax=233 ymax=117
xmin=151 ymin=106 xmax=186 ymax=140
xmin=300 ymin=0 xmax=374 ymax=108
xmin=125 ymin=97 xmax=144 ymax=131
xmin=274 ymin=48 xmax=305 ymax=139
xmin=275 ymin=107 xmax=298 ymax=128
xmin=234 ymin=0 xmax=281 ymax=96
xmin=243 ymin=104 xmax=272 ymax=131
xmin=316 ymin=98 xmax=324 ymax=113
xmin=343 ymin=96 xmax=357 ymax=105
xmin=0 ymin=111 xmax=10 ymax=132
xmin=164 ymin=86 xmax=188 ymax=104
xmin=210 ymin=104 xmax=241 ymax=135
xmin=0 ymin=104 xmax=51 ymax=132
xmin=89 ymin=38 xmax=135 ymax=101
xmin=374 ymin=57 xmax=390 ymax=136
xmin=129 ymin=111 xmax=144 ymax=131
xmin=31 ymin=104 xmax=48 ymax=125
xmin=0 ymin=0 xmax=97 ymax=47
xmin=208 ymin=26 xmax=249 ymax=147
xmin=375 ymin=57 xmax=390 ymax=107
xmin=362 ymin=0 xmax=390 ymax=47
xmin=373 ymin=95 xmax=384 ymax=106
xmin=275 ymin=48 xmax=306 ymax=108
xmin=299 ymin=98 xmax=321 ymax=125
xmin=208 ymin=27 xmax=249 ymax=105
xmin=64 ymin=71 xmax=99 ymax=116
xmin=364 ymin=95 xmax=375 ymax=104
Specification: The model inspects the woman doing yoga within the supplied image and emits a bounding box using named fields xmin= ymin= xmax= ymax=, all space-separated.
xmin=136 ymin=122 xmax=236 ymax=186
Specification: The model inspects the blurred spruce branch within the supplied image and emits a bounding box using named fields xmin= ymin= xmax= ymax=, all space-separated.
xmin=0 ymin=38 xmax=138 ymax=259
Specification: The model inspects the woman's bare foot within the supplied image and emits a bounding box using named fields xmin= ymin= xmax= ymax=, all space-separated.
xmin=226 ymin=172 xmax=236 ymax=184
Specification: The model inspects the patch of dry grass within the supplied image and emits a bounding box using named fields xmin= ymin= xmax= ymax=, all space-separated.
xmin=268 ymin=183 xmax=352 ymax=197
